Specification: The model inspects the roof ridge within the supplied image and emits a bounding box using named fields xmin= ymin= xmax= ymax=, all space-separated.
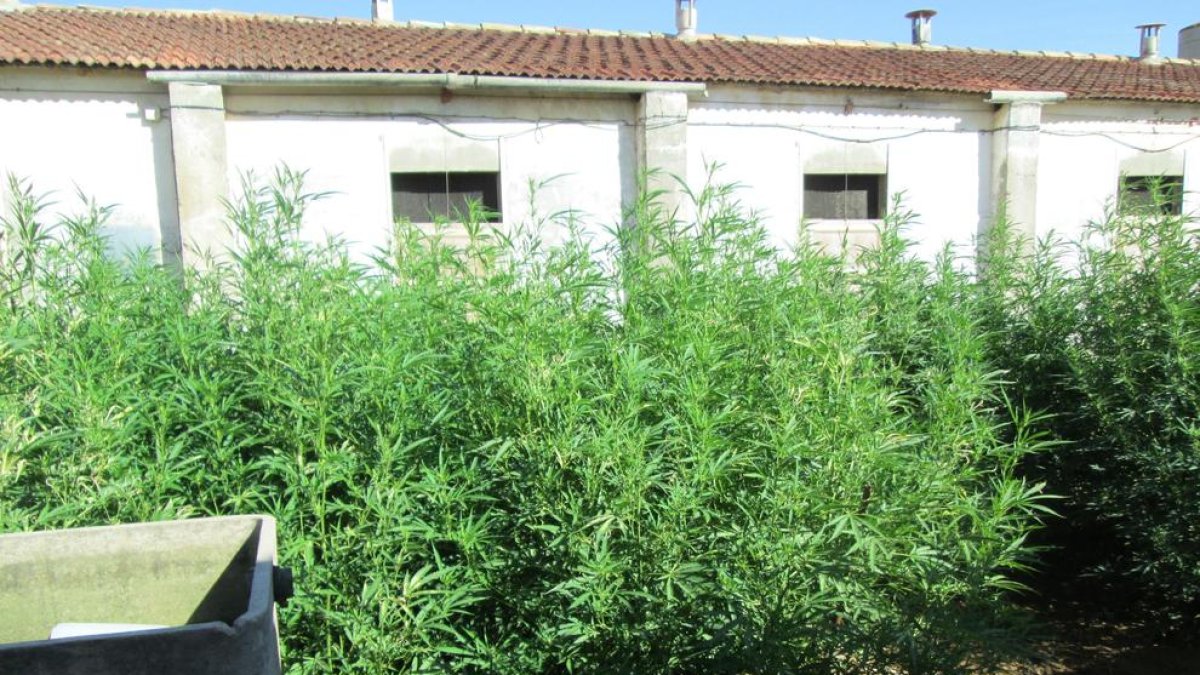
xmin=22 ymin=3 xmax=379 ymax=24
xmin=17 ymin=4 xmax=1200 ymax=63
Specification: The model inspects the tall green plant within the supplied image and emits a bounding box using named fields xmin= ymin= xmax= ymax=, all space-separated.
xmin=0 ymin=171 xmax=1048 ymax=672
xmin=979 ymin=197 xmax=1200 ymax=632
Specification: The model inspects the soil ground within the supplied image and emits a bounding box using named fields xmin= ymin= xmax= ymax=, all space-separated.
xmin=990 ymin=602 xmax=1200 ymax=674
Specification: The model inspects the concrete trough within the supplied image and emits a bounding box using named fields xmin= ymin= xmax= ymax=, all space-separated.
xmin=0 ymin=515 xmax=290 ymax=675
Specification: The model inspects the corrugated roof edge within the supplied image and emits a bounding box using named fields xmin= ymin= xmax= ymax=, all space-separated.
xmin=15 ymin=3 xmax=1200 ymax=65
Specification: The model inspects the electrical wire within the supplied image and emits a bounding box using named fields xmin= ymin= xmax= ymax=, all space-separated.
xmin=220 ymin=108 xmax=1200 ymax=153
xmin=3 ymin=85 xmax=1198 ymax=153
xmin=1039 ymin=129 xmax=1200 ymax=153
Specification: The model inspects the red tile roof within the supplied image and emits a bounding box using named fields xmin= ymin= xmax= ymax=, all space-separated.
xmin=3 ymin=5 xmax=1200 ymax=104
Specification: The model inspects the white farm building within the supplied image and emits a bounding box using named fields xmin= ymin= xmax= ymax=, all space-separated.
xmin=2 ymin=1 xmax=1200 ymax=265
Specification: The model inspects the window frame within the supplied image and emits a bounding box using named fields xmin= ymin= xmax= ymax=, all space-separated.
xmin=1118 ymin=174 xmax=1185 ymax=217
xmin=390 ymin=171 xmax=503 ymax=224
xmin=802 ymin=173 xmax=889 ymax=221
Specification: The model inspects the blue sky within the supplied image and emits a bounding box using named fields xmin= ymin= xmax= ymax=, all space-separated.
xmin=32 ymin=1 xmax=1199 ymax=57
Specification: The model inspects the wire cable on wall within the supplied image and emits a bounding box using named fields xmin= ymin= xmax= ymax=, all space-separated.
xmin=220 ymin=108 xmax=1200 ymax=154
xmin=4 ymin=84 xmax=1198 ymax=153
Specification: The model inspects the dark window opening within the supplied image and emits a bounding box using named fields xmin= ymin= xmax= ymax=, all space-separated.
xmin=803 ymin=174 xmax=887 ymax=220
xmin=1119 ymin=175 xmax=1184 ymax=217
xmin=391 ymin=172 xmax=502 ymax=223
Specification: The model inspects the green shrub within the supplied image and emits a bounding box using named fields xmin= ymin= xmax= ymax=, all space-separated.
xmin=0 ymin=170 xmax=1046 ymax=673
xmin=979 ymin=202 xmax=1200 ymax=631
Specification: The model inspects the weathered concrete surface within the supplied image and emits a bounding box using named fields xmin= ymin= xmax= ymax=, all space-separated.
xmin=638 ymin=90 xmax=690 ymax=218
xmin=990 ymin=96 xmax=1053 ymax=242
xmin=168 ymin=81 xmax=231 ymax=269
xmin=0 ymin=516 xmax=282 ymax=675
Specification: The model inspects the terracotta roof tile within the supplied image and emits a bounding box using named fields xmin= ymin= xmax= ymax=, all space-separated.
xmin=2 ymin=5 xmax=1200 ymax=103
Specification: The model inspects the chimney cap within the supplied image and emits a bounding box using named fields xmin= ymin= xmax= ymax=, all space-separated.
xmin=907 ymin=8 xmax=936 ymax=46
xmin=1137 ymin=22 xmax=1166 ymax=61
xmin=1137 ymin=23 xmax=1166 ymax=37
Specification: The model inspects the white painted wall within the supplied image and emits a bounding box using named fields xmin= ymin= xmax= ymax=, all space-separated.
xmin=688 ymin=86 xmax=993 ymax=261
xmin=4 ymin=67 xmax=1200 ymax=270
xmin=1040 ymin=101 xmax=1200 ymax=244
xmin=0 ymin=67 xmax=176 ymax=259
xmin=223 ymin=90 xmax=636 ymax=261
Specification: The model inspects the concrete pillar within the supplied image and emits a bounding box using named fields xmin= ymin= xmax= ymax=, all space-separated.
xmin=166 ymin=82 xmax=230 ymax=268
xmin=636 ymin=91 xmax=690 ymax=219
xmin=986 ymin=90 xmax=1066 ymax=244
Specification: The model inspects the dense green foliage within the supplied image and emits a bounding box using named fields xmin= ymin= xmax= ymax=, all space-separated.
xmin=979 ymin=200 xmax=1200 ymax=631
xmin=1 ymin=170 xmax=1051 ymax=672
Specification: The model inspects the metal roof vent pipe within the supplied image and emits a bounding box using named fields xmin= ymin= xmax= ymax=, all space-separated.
xmin=676 ymin=0 xmax=698 ymax=39
xmin=372 ymin=0 xmax=394 ymax=22
xmin=1180 ymin=23 xmax=1200 ymax=59
xmin=906 ymin=9 xmax=937 ymax=46
xmin=1137 ymin=23 xmax=1165 ymax=62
